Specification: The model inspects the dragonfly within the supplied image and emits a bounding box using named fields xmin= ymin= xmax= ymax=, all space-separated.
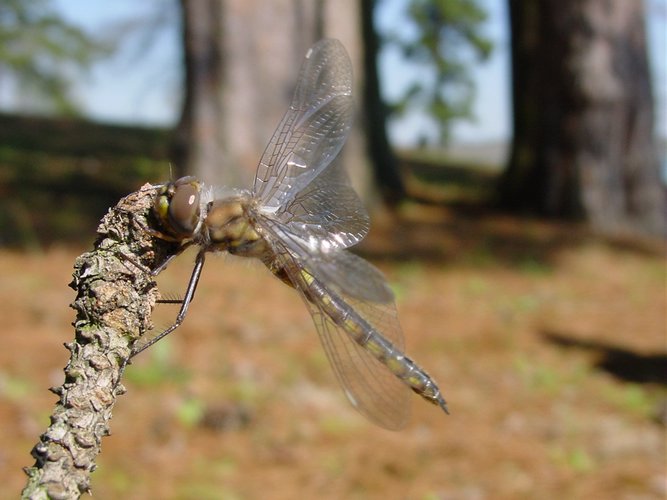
xmin=137 ymin=38 xmax=448 ymax=430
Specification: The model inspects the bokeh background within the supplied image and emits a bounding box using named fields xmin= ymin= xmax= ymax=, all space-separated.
xmin=1 ymin=1 xmax=665 ymax=498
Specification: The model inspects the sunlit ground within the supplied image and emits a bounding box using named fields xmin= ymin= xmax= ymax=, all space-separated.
xmin=1 ymin=203 xmax=665 ymax=499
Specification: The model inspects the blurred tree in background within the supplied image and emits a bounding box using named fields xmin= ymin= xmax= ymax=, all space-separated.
xmin=1 ymin=0 xmax=664 ymax=244
xmin=382 ymin=0 xmax=493 ymax=146
xmin=360 ymin=0 xmax=406 ymax=202
xmin=501 ymin=0 xmax=665 ymax=237
xmin=0 ymin=0 xmax=106 ymax=115
xmin=174 ymin=0 xmax=383 ymax=204
xmin=174 ymin=0 xmax=493 ymax=202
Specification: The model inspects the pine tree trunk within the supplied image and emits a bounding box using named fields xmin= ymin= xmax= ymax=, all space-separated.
xmin=500 ymin=0 xmax=665 ymax=237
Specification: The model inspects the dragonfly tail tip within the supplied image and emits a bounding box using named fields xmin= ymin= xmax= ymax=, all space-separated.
xmin=439 ymin=397 xmax=450 ymax=415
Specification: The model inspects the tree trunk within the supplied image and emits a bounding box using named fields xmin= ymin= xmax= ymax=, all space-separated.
xmin=500 ymin=0 xmax=665 ymax=237
xmin=360 ymin=0 xmax=405 ymax=204
xmin=172 ymin=0 xmax=224 ymax=182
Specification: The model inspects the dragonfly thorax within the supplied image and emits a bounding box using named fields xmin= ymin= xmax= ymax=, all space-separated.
xmin=154 ymin=176 xmax=267 ymax=258
xmin=204 ymin=198 xmax=267 ymax=257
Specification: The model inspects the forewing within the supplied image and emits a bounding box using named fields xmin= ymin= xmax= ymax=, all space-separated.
xmin=253 ymin=39 xmax=354 ymax=211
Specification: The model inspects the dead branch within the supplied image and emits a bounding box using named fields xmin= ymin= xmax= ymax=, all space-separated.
xmin=21 ymin=185 xmax=178 ymax=499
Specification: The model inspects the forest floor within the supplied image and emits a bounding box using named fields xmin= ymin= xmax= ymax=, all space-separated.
xmin=1 ymin=200 xmax=665 ymax=499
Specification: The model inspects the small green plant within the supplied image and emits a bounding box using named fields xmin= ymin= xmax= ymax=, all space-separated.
xmin=176 ymin=397 xmax=206 ymax=427
xmin=550 ymin=445 xmax=596 ymax=473
xmin=0 ymin=371 xmax=34 ymax=401
xmin=600 ymin=383 xmax=657 ymax=418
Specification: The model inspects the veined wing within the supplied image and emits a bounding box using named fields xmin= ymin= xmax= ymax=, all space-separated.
xmin=261 ymin=214 xmax=391 ymax=304
xmin=253 ymin=39 xmax=354 ymax=212
xmin=259 ymin=220 xmax=411 ymax=429
xmin=274 ymin=157 xmax=370 ymax=252
xmin=287 ymin=249 xmax=410 ymax=430
xmin=301 ymin=292 xmax=411 ymax=430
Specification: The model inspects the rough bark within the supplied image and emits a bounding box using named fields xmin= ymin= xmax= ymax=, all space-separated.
xmin=500 ymin=0 xmax=665 ymax=238
xmin=22 ymin=186 xmax=177 ymax=499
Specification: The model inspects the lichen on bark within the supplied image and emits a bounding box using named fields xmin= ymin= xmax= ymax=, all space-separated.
xmin=22 ymin=184 xmax=178 ymax=500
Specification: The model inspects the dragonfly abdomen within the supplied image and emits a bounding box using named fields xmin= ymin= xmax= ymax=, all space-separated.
xmin=300 ymin=268 xmax=449 ymax=414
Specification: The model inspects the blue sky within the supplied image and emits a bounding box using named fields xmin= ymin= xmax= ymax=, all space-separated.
xmin=22 ymin=1 xmax=667 ymax=146
xmin=376 ymin=0 xmax=512 ymax=144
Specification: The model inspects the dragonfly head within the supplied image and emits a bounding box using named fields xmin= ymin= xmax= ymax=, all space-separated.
xmin=154 ymin=176 xmax=202 ymax=239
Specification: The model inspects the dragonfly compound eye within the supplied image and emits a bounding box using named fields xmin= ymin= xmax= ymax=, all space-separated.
xmin=154 ymin=177 xmax=202 ymax=238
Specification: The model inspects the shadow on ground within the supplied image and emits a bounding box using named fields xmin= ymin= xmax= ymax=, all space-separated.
xmin=542 ymin=330 xmax=667 ymax=386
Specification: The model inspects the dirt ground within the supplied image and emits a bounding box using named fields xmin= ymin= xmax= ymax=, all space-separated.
xmin=1 ymin=204 xmax=665 ymax=499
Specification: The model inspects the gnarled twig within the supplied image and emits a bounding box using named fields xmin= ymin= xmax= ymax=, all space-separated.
xmin=22 ymin=185 xmax=177 ymax=499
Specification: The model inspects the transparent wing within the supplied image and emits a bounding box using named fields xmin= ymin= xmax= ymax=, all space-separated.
xmin=263 ymin=214 xmax=391 ymax=303
xmin=302 ymin=296 xmax=411 ymax=430
xmin=259 ymin=220 xmax=411 ymax=429
xmin=288 ymin=252 xmax=411 ymax=430
xmin=303 ymin=245 xmax=395 ymax=304
xmin=253 ymin=38 xmax=354 ymax=212
xmin=276 ymin=157 xmax=370 ymax=251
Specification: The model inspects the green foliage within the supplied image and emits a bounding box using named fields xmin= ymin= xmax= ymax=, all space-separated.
xmin=0 ymin=0 xmax=108 ymax=115
xmin=383 ymin=0 xmax=493 ymax=146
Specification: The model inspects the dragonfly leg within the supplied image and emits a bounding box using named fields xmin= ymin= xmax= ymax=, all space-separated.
xmin=129 ymin=249 xmax=207 ymax=359
xmin=116 ymin=249 xmax=153 ymax=275
xmin=156 ymin=297 xmax=184 ymax=305
xmin=150 ymin=240 xmax=195 ymax=276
